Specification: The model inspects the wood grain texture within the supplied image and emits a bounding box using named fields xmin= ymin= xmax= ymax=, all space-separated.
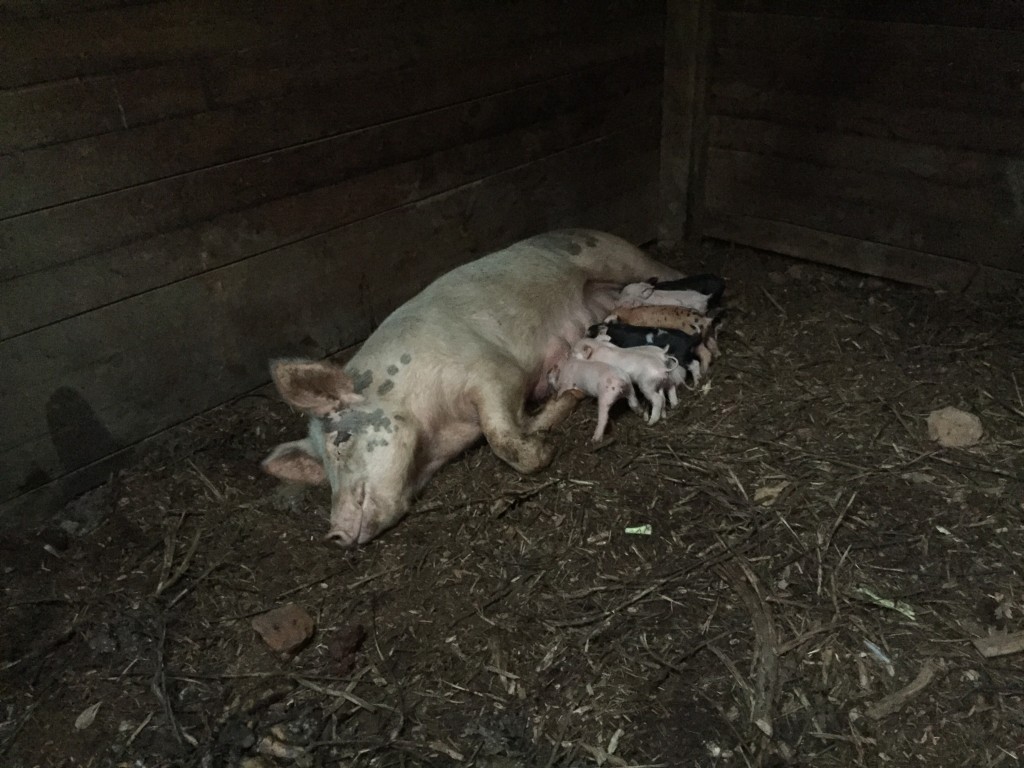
xmin=700 ymin=5 xmax=1024 ymax=281
xmin=1 ymin=58 xmax=661 ymax=337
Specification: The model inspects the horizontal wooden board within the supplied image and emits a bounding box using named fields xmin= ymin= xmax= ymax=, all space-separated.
xmin=709 ymin=80 xmax=1024 ymax=157
xmin=0 ymin=47 xmax=660 ymax=282
xmin=703 ymin=211 xmax=977 ymax=290
xmin=0 ymin=13 xmax=661 ymax=219
xmin=2 ymin=0 xmax=657 ymax=150
xmin=202 ymin=2 xmax=658 ymax=109
xmin=0 ymin=0 xmax=165 ymax=18
xmin=1 ymin=76 xmax=661 ymax=339
xmin=715 ymin=11 xmax=1024 ymax=64
xmin=0 ymin=0 xmax=451 ymax=88
xmin=0 ymin=121 xmax=661 ymax=504
xmin=712 ymin=44 xmax=1024 ymax=119
xmin=0 ymin=61 xmax=208 ymax=154
xmin=716 ymin=0 xmax=1024 ymax=32
xmin=703 ymin=148 xmax=1023 ymax=270
xmin=709 ymin=115 xmax=1024 ymax=195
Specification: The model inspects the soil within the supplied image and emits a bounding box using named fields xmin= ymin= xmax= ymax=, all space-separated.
xmin=2 ymin=241 xmax=1023 ymax=768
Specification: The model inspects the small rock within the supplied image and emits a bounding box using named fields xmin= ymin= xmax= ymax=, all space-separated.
xmin=927 ymin=406 xmax=983 ymax=447
xmin=252 ymin=603 xmax=315 ymax=654
xmin=86 ymin=625 xmax=118 ymax=654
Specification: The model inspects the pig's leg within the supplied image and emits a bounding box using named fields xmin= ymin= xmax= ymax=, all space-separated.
xmin=687 ymin=360 xmax=702 ymax=387
xmin=666 ymin=380 xmax=680 ymax=408
xmin=640 ymin=383 xmax=665 ymax=425
xmin=592 ymin=391 xmax=614 ymax=442
xmin=696 ymin=344 xmax=713 ymax=374
xmin=625 ymin=384 xmax=641 ymax=414
xmin=527 ymin=390 xmax=584 ymax=434
xmin=471 ymin=370 xmax=555 ymax=474
xmin=706 ymin=336 xmax=721 ymax=357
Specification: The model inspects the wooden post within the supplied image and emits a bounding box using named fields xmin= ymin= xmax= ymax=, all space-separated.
xmin=659 ymin=0 xmax=712 ymax=247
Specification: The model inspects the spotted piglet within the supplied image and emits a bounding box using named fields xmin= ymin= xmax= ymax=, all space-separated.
xmin=548 ymin=359 xmax=640 ymax=442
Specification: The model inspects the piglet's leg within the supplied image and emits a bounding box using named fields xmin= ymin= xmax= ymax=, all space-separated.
xmin=625 ymin=384 xmax=641 ymax=414
xmin=592 ymin=391 xmax=614 ymax=442
xmin=642 ymin=386 xmax=665 ymax=425
xmin=687 ymin=360 xmax=702 ymax=387
xmin=696 ymin=344 xmax=713 ymax=374
xmin=667 ymin=383 xmax=679 ymax=408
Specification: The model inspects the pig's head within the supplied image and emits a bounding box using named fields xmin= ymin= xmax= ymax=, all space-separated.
xmin=619 ymin=282 xmax=655 ymax=302
xmin=574 ymin=340 xmax=596 ymax=360
xmin=261 ymin=359 xmax=419 ymax=546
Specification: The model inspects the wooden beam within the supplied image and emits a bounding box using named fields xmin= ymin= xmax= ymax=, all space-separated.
xmin=703 ymin=211 xmax=978 ymax=290
xmin=659 ymin=0 xmax=713 ymax=245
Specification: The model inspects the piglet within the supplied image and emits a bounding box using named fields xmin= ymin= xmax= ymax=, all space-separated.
xmin=549 ymin=359 xmax=640 ymax=442
xmin=572 ymin=338 xmax=675 ymax=425
xmin=607 ymin=305 xmax=724 ymax=374
xmin=648 ymin=274 xmax=726 ymax=308
xmin=588 ymin=321 xmax=703 ymax=395
xmin=618 ymin=282 xmax=710 ymax=313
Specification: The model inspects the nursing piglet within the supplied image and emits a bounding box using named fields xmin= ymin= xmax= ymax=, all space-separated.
xmin=606 ymin=305 xmax=724 ymax=375
xmin=587 ymin=321 xmax=704 ymax=394
xmin=648 ymin=274 xmax=726 ymax=308
xmin=572 ymin=338 xmax=675 ymax=424
xmin=549 ymin=359 xmax=640 ymax=442
xmin=617 ymin=282 xmax=710 ymax=313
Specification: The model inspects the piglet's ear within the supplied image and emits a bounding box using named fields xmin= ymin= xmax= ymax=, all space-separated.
xmin=578 ymin=342 xmax=594 ymax=360
xmin=262 ymin=438 xmax=328 ymax=485
xmin=270 ymin=358 xmax=364 ymax=416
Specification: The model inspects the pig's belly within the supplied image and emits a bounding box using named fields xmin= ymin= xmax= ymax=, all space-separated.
xmin=528 ymin=283 xmax=620 ymax=401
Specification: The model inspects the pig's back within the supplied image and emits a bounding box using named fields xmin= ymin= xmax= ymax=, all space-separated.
xmin=347 ymin=230 xmax=680 ymax=374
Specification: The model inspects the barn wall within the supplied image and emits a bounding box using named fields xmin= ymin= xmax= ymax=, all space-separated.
xmin=0 ymin=0 xmax=666 ymax=525
xmin=695 ymin=0 xmax=1024 ymax=288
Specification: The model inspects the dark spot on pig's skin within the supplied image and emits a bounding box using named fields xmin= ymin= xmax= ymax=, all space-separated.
xmin=400 ymin=353 xmax=412 ymax=365
xmin=365 ymin=437 xmax=390 ymax=453
xmin=325 ymin=408 xmax=393 ymax=437
xmin=566 ymin=241 xmax=582 ymax=255
xmin=377 ymin=379 xmax=394 ymax=396
xmin=582 ymin=235 xmax=598 ymax=247
xmin=350 ymin=369 xmax=373 ymax=394
xmin=386 ymin=365 xmax=399 ymax=376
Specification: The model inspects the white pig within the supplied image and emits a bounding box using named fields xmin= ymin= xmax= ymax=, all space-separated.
xmin=617 ymin=282 xmax=710 ymax=313
xmin=262 ymin=229 xmax=682 ymax=546
xmin=571 ymin=338 xmax=676 ymax=425
xmin=548 ymin=358 xmax=639 ymax=442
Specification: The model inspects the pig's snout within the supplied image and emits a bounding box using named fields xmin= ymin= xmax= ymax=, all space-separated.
xmin=325 ymin=528 xmax=357 ymax=547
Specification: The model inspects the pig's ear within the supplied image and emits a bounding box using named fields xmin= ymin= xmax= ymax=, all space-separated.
xmin=262 ymin=439 xmax=328 ymax=485
xmin=578 ymin=342 xmax=594 ymax=360
xmin=270 ymin=358 xmax=364 ymax=416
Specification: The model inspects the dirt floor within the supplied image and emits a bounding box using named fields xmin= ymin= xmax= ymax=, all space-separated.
xmin=3 ymin=241 xmax=1024 ymax=768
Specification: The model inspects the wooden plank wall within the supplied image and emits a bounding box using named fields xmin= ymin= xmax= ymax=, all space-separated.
xmin=697 ymin=0 xmax=1024 ymax=288
xmin=0 ymin=0 xmax=666 ymax=525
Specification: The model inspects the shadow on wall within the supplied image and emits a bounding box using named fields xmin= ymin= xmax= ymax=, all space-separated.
xmin=10 ymin=387 xmax=122 ymax=527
